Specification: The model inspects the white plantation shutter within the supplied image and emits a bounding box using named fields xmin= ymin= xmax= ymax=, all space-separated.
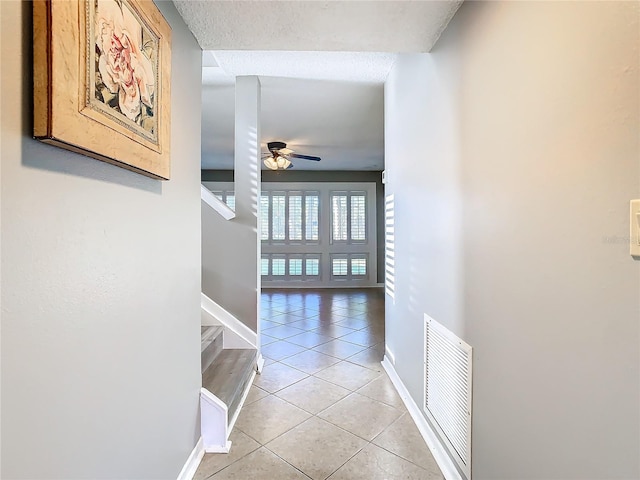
xmin=205 ymin=181 xmax=376 ymax=287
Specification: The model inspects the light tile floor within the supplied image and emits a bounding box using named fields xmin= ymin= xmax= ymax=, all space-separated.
xmin=195 ymin=288 xmax=444 ymax=480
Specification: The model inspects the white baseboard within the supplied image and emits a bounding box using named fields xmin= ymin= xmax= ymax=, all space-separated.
xmin=176 ymin=437 xmax=204 ymax=480
xmin=384 ymin=345 xmax=396 ymax=365
xmin=201 ymin=292 xmax=256 ymax=349
xmin=381 ymin=356 xmax=465 ymax=480
xmin=204 ymin=441 xmax=232 ymax=454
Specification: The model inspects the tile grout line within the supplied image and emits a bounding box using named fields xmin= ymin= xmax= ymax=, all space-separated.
xmin=203 ymin=289 xmax=420 ymax=479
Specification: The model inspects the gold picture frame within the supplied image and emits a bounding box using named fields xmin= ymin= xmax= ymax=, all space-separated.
xmin=34 ymin=0 xmax=172 ymax=180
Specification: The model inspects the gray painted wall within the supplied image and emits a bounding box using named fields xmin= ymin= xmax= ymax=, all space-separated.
xmin=1 ymin=1 xmax=203 ymax=478
xmin=202 ymin=170 xmax=385 ymax=283
xmin=385 ymin=2 xmax=639 ymax=479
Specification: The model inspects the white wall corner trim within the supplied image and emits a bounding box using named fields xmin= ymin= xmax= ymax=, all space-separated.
xmin=201 ymin=293 xmax=256 ymax=349
xmin=381 ymin=357 xmax=465 ymax=480
xmin=176 ymin=437 xmax=204 ymax=480
xmin=201 ymin=184 xmax=236 ymax=220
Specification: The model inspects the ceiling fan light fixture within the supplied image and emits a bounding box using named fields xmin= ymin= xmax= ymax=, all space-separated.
xmin=264 ymin=158 xmax=278 ymax=170
xmin=263 ymin=141 xmax=321 ymax=170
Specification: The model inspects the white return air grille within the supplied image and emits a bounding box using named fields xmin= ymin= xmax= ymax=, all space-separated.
xmin=424 ymin=314 xmax=472 ymax=479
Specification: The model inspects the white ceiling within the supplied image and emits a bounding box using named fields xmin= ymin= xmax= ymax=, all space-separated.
xmin=173 ymin=1 xmax=462 ymax=171
xmin=201 ymin=53 xmax=392 ymax=171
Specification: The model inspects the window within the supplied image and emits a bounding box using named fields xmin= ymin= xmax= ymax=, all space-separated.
xmin=330 ymin=254 xmax=368 ymax=280
xmin=207 ymin=181 xmax=377 ymax=287
xmin=260 ymin=194 xmax=270 ymax=240
xmin=351 ymin=257 xmax=367 ymax=276
xmin=272 ymin=258 xmax=286 ymax=276
xmin=305 ymin=196 xmax=319 ymax=240
xmin=332 ymin=195 xmax=348 ymax=241
xmin=210 ymin=189 xmax=235 ymax=209
xmin=332 ymin=258 xmax=348 ymax=276
xmin=305 ymin=258 xmax=319 ymax=276
xmin=289 ymin=258 xmax=303 ymax=275
xmin=264 ymin=183 xmax=374 ymax=286
xmin=261 ymin=191 xmax=320 ymax=244
xmin=350 ymin=195 xmax=366 ymax=240
xmin=272 ymin=194 xmax=286 ymax=240
xmin=226 ymin=194 xmax=235 ymax=211
xmin=261 ymin=254 xmax=321 ymax=281
xmin=331 ymin=191 xmax=367 ymax=243
xmin=289 ymin=195 xmax=302 ymax=241
xmin=260 ymin=257 xmax=269 ymax=276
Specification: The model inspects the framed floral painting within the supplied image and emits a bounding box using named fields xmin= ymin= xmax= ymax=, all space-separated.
xmin=33 ymin=0 xmax=172 ymax=180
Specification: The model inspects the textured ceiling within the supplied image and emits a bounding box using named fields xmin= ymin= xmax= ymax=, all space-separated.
xmin=174 ymin=0 xmax=462 ymax=171
xmin=173 ymin=1 xmax=462 ymax=53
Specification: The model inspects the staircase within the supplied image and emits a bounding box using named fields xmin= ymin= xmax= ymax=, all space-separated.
xmin=200 ymin=324 xmax=257 ymax=453
xmin=200 ymin=186 xmax=260 ymax=453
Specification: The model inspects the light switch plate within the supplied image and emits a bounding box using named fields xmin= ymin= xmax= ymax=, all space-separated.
xmin=630 ymin=200 xmax=640 ymax=256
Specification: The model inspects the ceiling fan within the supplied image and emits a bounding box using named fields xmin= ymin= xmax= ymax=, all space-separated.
xmin=262 ymin=141 xmax=321 ymax=170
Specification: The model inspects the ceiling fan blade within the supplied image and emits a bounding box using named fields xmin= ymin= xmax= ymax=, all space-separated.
xmin=290 ymin=153 xmax=321 ymax=162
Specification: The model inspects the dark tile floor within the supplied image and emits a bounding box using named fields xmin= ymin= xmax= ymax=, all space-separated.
xmin=195 ymin=288 xmax=443 ymax=480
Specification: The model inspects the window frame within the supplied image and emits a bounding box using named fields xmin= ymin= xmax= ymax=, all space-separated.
xmin=261 ymin=190 xmax=321 ymax=246
xmin=205 ymin=181 xmax=377 ymax=287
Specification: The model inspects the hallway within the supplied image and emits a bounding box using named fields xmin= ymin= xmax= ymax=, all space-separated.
xmin=194 ymin=288 xmax=444 ymax=479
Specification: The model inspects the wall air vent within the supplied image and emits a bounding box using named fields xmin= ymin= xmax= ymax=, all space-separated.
xmin=424 ymin=314 xmax=472 ymax=479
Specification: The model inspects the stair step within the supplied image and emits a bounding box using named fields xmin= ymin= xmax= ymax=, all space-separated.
xmin=201 ymin=326 xmax=224 ymax=373
xmin=201 ymin=325 xmax=224 ymax=351
xmin=202 ymin=349 xmax=256 ymax=421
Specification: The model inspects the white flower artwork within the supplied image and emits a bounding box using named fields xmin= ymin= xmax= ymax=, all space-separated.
xmin=33 ymin=0 xmax=171 ymax=179
xmin=92 ymin=0 xmax=159 ymax=140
